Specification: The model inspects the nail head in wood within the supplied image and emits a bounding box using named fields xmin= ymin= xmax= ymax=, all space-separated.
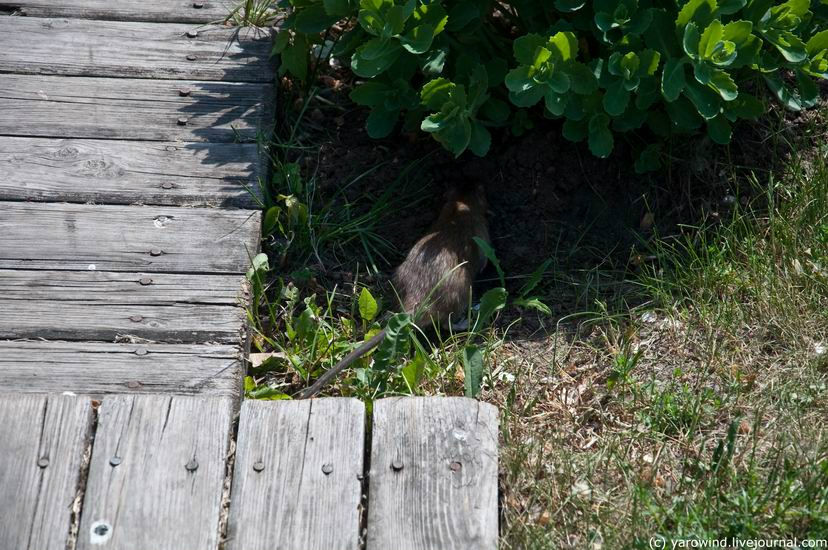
xmin=186 ymin=30 xmax=199 ymax=38
xmin=149 ymin=248 xmax=163 ymax=257
xmin=252 ymin=460 xmax=265 ymax=472
xmin=321 ymin=463 xmax=333 ymax=475
xmin=193 ymin=1 xmax=205 ymax=7
xmin=129 ymin=315 xmax=143 ymax=323
xmin=177 ymin=117 xmax=189 ymax=126
xmin=139 ymin=277 xmax=152 ymax=286
xmin=37 ymin=457 xmax=50 ymax=468
xmin=109 ymin=456 xmax=121 ymax=467
xmin=135 ymin=347 xmax=148 ymax=356
xmin=450 ymin=461 xmax=462 ymax=472
xmin=178 ymin=88 xmax=191 ymax=97
xmin=391 ymin=459 xmax=403 ymax=472
xmin=161 ymin=182 xmax=175 ymax=190
xmin=127 ymin=381 xmax=141 ymax=389
xmin=186 ymin=54 xmax=197 ymax=61
xmin=186 ymin=459 xmax=199 ymax=472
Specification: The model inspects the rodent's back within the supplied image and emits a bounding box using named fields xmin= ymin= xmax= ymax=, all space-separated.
xmin=392 ymin=185 xmax=489 ymax=328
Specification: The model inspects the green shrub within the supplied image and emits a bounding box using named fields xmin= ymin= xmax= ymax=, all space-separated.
xmin=275 ymin=0 xmax=828 ymax=169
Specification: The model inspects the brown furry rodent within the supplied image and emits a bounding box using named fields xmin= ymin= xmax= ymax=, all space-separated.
xmin=299 ymin=182 xmax=489 ymax=398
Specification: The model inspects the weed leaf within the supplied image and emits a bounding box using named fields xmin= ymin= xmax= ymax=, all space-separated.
xmin=462 ymin=345 xmax=484 ymax=398
xmin=358 ymin=287 xmax=379 ymax=321
xmin=473 ymin=237 xmax=504 ymax=286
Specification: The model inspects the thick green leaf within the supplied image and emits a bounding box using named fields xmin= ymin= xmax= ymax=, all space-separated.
xmin=351 ymin=39 xmax=401 ymax=77
xmin=358 ymin=287 xmax=379 ymax=321
xmin=764 ymin=29 xmax=808 ymax=63
xmin=323 ymin=0 xmax=352 ymax=17
xmin=518 ymin=258 xmax=553 ymax=297
xmin=280 ymin=35 xmax=308 ymax=80
xmin=474 ymin=287 xmax=508 ymax=331
xmin=373 ymin=313 xmax=412 ymax=370
xmin=420 ymin=77 xmax=454 ymax=109
xmin=513 ymin=34 xmax=548 ymax=65
xmin=763 ymin=73 xmax=803 ymax=110
xmin=512 ymin=297 xmax=552 ymax=315
xmin=400 ymin=23 xmax=436 ymax=54
xmin=568 ymin=62 xmax=599 ymax=94
xmin=603 ymin=79 xmax=631 ymax=115
xmin=707 ymin=68 xmax=738 ymax=100
xmin=635 ymin=143 xmax=663 ymax=173
xmin=676 ymin=0 xmax=718 ymax=29
xmin=295 ymin=3 xmax=339 ymax=33
xmin=555 ymin=0 xmax=587 ymax=12
xmin=662 ymin=58 xmax=687 ymax=101
xmin=588 ymin=114 xmax=614 ymax=157
xmin=349 ymin=81 xmax=389 ymax=106
xmin=462 ymin=346 xmax=484 ymax=398
xmin=707 ymin=114 xmax=732 ymax=144
xmin=806 ymin=29 xmax=828 ymax=55
xmin=468 ymin=121 xmax=491 ymax=157
xmin=684 ymin=80 xmax=721 ymax=118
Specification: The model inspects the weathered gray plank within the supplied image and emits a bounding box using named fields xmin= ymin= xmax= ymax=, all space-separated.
xmin=0 ymin=269 xmax=246 ymax=342
xmin=0 ymin=18 xmax=273 ymax=82
xmin=0 ymin=137 xmax=263 ymax=207
xmin=367 ymin=397 xmax=499 ymax=550
xmin=0 ymin=394 xmax=94 ymax=550
xmin=0 ymin=0 xmax=230 ymax=23
xmin=0 ymin=341 xmax=242 ymax=397
xmin=227 ymin=399 xmax=365 ymax=550
xmin=0 ymin=202 xmax=261 ymax=274
xmin=0 ymin=74 xmax=272 ymax=142
xmin=77 ymin=395 xmax=233 ymax=550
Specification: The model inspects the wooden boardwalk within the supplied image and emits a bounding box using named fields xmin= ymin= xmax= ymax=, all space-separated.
xmin=0 ymin=3 xmax=498 ymax=549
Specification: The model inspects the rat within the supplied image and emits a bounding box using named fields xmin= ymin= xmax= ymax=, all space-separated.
xmin=298 ymin=181 xmax=490 ymax=399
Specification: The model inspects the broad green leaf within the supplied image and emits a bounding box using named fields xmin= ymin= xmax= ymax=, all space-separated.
xmin=562 ymin=118 xmax=588 ymax=142
xmin=666 ymin=95 xmax=704 ymax=130
xmin=662 ymin=58 xmax=687 ymax=101
xmin=513 ymin=34 xmax=548 ymax=65
xmin=683 ymin=21 xmax=702 ymax=57
xmin=588 ymin=114 xmax=614 ymax=158
xmin=764 ymin=73 xmax=803 ymax=110
xmin=699 ymin=20 xmax=725 ymax=58
xmin=725 ymin=93 xmax=764 ymax=119
xmin=638 ymin=50 xmax=661 ymax=76
xmin=373 ymin=313 xmax=412 ymax=370
xmin=366 ymin=107 xmax=398 ymax=137
xmin=272 ymin=31 xmax=290 ymax=55
xmin=349 ymin=81 xmax=389 ymax=106
xmin=295 ymin=3 xmax=339 ymax=33
xmin=806 ymin=30 xmax=828 ymax=55
xmin=401 ymin=350 xmax=425 ymax=390
xmin=508 ymin=86 xmax=546 ymax=108
xmin=555 ymin=0 xmax=586 ymax=12
xmin=262 ymin=206 xmax=282 ymax=236
xmin=351 ymin=39 xmax=401 ymax=77
xmin=446 ymin=1 xmax=480 ymax=31
xmin=548 ymin=31 xmax=579 ymax=61
xmin=358 ymin=287 xmax=379 ymax=322
xmin=603 ymin=79 xmax=631 ymax=115
xmin=472 ymin=237 xmax=505 ymax=286
xmin=568 ymin=62 xmax=599 ymax=94
xmin=462 ymin=345 xmax=484 ymax=398
xmin=246 ymin=253 xmax=270 ymax=281
xmin=684 ymin=80 xmax=721 ymax=118
xmin=708 ymin=68 xmax=738 ymax=100
xmin=504 ymin=66 xmax=535 ymax=93
xmin=707 ymin=114 xmax=732 ymax=144
xmin=635 ymin=143 xmax=663 ymax=173
xmin=796 ymin=70 xmax=820 ymax=108
xmin=764 ymin=29 xmax=807 ymax=62
xmin=722 ymin=20 xmax=753 ymax=46
xmin=400 ymin=23 xmax=436 ymax=54
xmin=480 ymin=98 xmax=511 ymax=123
xmin=468 ymin=121 xmax=492 ymax=157
xmin=323 ymin=0 xmax=352 ymax=17
xmin=280 ymin=36 xmax=308 ymax=80
xmin=420 ymin=77 xmax=454 ymax=109
xmin=676 ymin=0 xmax=718 ymax=29
xmin=718 ymin=0 xmax=746 ymax=14
xmin=474 ymin=287 xmax=508 ymax=331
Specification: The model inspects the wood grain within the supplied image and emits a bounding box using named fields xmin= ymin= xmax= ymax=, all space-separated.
xmin=0 ymin=202 xmax=261 ymax=274
xmin=0 ymin=74 xmax=273 ymax=142
xmin=0 ymin=341 xmax=242 ymax=397
xmin=227 ymin=399 xmax=365 ymax=550
xmin=0 ymin=137 xmax=263 ymax=207
xmin=0 ymin=17 xmax=273 ymax=82
xmin=0 ymin=0 xmax=230 ymax=23
xmin=77 ymin=395 xmax=234 ymax=550
xmin=366 ymin=397 xmax=499 ymax=550
xmin=0 ymin=394 xmax=94 ymax=550
xmin=0 ymin=269 xmax=246 ymax=342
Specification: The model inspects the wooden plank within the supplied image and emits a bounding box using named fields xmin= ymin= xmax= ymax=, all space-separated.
xmin=0 ymin=394 xmax=94 ymax=550
xmin=0 ymin=74 xmax=272 ymax=142
xmin=77 ymin=395 xmax=233 ymax=550
xmin=0 ymin=0 xmax=230 ymax=23
xmin=227 ymin=399 xmax=365 ymax=550
xmin=366 ymin=397 xmax=499 ymax=550
xmin=0 ymin=137 xmax=263 ymax=207
xmin=0 ymin=341 xmax=242 ymax=397
xmin=0 ymin=202 xmax=261 ymax=274
xmin=0 ymin=18 xmax=273 ymax=82
xmin=0 ymin=269 xmax=245 ymax=342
